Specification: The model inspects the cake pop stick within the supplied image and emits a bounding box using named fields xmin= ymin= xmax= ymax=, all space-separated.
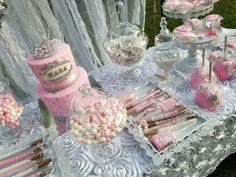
xmin=202 ymin=48 xmax=205 ymax=68
xmin=209 ymin=60 xmax=212 ymax=83
xmin=224 ymin=36 xmax=228 ymax=60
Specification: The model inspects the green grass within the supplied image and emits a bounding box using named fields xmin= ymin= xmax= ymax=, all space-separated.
xmin=145 ymin=0 xmax=236 ymax=46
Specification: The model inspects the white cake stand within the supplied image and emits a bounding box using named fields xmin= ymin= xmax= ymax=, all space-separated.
xmin=163 ymin=4 xmax=214 ymax=23
xmin=163 ymin=1 xmax=219 ymax=73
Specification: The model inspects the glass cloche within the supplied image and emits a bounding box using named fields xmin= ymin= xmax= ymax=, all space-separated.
xmin=155 ymin=17 xmax=176 ymax=50
xmin=68 ymin=84 xmax=127 ymax=145
xmin=0 ymin=78 xmax=23 ymax=129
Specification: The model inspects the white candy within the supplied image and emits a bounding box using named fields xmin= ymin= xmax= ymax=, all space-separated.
xmin=91 ymin=129 xmax=97 ymax=134
xmin=78 ymin=107 xmax=85 ymax=114
xmin=104 ymin=109 xmax=112 ymax=116
xmin=71 ymin=129 xmax=78 ymax=135
xmin=84 ymin=123 xmax=91 ymax=129
xmin=115 ymin=121 xmax=121 ymax=127
xmin=100 ymin=137 xmax=106 ymax=142
xmin=116 ymin=127 xmax=122 ymax=133
xmin=100 ymin=124 xmax=108 ymax=130
xmin=91 ymin=123 xmax=98 ymax=130
xmin=111 ymin=132 xmax=116 ymax=137
xmin=112 ymin=108 xmax=117 ymax=113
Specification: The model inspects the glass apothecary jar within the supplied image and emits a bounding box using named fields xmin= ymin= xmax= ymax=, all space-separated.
xmin=104 ymin=22 xmax=149 ymax=67
xmin=0 ymin=78 xmax=23 ymax=129
xmin=67 ymin=84 xmax=127 ymax=145
xmin=155 ymin=17 xmax=176 ymax=51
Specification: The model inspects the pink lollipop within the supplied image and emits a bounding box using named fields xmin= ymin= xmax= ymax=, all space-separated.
xmin=194 ymin=61 xmax=223 ymax=111
xmin=213 ymin=36 xmax=236 ymax=81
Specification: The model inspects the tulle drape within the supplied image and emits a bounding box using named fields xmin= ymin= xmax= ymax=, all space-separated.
xmin=0 ymin=0 xmax=146 ymax=100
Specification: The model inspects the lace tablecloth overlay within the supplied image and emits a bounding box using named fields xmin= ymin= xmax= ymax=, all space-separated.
xmin=8 ymin=28 xmax=235 ymax=177
xmin=55 ymin=130 xmax=154 ymax=177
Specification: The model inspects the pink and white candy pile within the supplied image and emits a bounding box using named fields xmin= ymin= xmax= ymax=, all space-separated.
xmin=0 ymin=93 xmax=23 ymax=128
xmin=163 ymin=0 xmax=218 ymax=13
xmin=69 ymin=97 xmax=127 ymax=145
xmin=209 ymin=51 xmax=236 ymax=81
xmin=194 ymin=83 xmax=223 ymax=111
xmin=174 ymin=15 xmax=222 ymax=43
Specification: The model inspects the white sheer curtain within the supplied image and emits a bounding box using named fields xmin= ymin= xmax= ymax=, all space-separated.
xmin=0 ymin=0 xmax=146 ymax=100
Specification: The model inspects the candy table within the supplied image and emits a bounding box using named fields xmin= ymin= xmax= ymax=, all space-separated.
xmin=50 ymin=28 xmax=236 ymax=177
xmin=1 ymin=29 xmax=236 ymax=177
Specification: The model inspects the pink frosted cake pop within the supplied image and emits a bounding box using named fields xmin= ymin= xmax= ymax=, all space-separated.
xmin=194 ymin=61 xmax=224 ymax=111
xmin=204 ymin=14 xmax=223 ymax=29
xmin=213 ymin=59 xmax=236 ymax=81
xmin=191 ymin=67 xmax=209 ymax=89
xmin=228 ymin=39 xmax=236 ymax=49
xmin=186 ymin=18 xmax=203 ymax=31
xmin=191 ymin=49 xmax=217 ymax=89
xmin=210 ymin=37 xmax=236 ymax=81
xmin=194 ymin=83 xmax=223 ymax=111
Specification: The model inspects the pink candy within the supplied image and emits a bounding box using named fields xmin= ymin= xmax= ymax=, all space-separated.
xmin=164 ymin=0 xmax=212 ymax=13
xmin=213 ymin=60 xmax=236 ymax=81
xmin=0 ymin=93 xmax=23 ymax=128
xmin=194 ymin=83 xmax=223 ymax=111
xmin=228 ymin=40 xmax=236 ymax=49
xmin=159 ymin=98 xmax=179 ymax=112
xmin=191 ymin=68 xmax=210 ymax=89
xmin=209 ymin=51 xmax=236 ymax=81
xmin=69 ymin=97 xmax=127 ymax=145
xmin=149 ymin=128 xmax=176 ymax=151
xmin=186 ymin=18 xmax=202 ymax=30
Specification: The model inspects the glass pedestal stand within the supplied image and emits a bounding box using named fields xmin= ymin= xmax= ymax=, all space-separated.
xmin=163 ymin=3 xmax=216 ymax=73
xmin=176 ymin=37 xmax=217 ymax=73
xmin=163 ymin=4 xmax=214 ymax=23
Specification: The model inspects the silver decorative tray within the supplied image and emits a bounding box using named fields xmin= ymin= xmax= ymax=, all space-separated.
xmin=126 ymin=80 xmax=211 ymax=166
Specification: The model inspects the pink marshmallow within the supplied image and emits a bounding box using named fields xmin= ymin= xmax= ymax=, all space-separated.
xmin=194 ymin=83 xmax=223 ymax=111
xmin=214 ymin=60 xmax=236 ymax=81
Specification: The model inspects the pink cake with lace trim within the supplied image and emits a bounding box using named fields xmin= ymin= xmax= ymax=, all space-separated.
xmin=27 ymin=39 xmax=78 ymax=92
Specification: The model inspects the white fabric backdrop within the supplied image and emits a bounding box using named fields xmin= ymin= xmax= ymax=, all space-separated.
xmin=0 ymin=0 xmax=146 ymax=100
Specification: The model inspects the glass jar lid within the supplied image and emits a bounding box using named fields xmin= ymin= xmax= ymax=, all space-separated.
xmin=71 ymin=84 xmax=107 ymax=116
xmin=155 ymin=17 xmax=176 ymax=50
